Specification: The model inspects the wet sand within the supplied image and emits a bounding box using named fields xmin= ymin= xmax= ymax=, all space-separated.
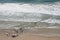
xmin=0 ymin=29 xmax=60 ymax=40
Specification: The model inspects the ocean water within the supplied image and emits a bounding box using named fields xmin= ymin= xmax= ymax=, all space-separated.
xmin=0 ymin=0 xmax=60 ymax=29
xmin=0 ymin=0 xmax=60 ymax=3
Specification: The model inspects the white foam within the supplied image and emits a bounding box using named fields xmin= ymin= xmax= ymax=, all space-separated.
xmin=0 ymin=3 xmax=60 ymax=15
xmin=41 ymin=19 xmax=60 ymax=23
xmin=0 ymin=3 xmax=60 ymax=23
xmin=0 ymin=18 xmax=40 ymax=22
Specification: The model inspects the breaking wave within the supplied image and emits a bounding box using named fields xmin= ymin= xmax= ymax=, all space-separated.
xmin=0 ymin=2 xmax=60 ymax=23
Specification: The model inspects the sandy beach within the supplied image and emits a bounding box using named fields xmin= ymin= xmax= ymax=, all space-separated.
xmin=0 ymin=33 xmax=60 ymax=40
xmin=0 ymin=28 xmax=60 ymax=40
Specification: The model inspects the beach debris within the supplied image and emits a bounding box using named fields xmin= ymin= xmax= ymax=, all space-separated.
xmin=11 ymin=33 xmax=18 ymax=38
xmin=14 ymin=27 xmax=24 ymax=33
xmin=10 ymin=27 xmax=24 ymax=38
xmin=5 ymin=27 xmax=24 ymax=37
xmin=5 ymin=30 xmax=18 ymax=37
xmin=5 ymin=32 xmax=10 ymax=37
xmin=19 ymin=27 xmax=24 ymax=33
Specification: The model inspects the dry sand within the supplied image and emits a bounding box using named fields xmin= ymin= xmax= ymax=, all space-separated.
xmin=0 ymin=29 xmax=60 ymax=40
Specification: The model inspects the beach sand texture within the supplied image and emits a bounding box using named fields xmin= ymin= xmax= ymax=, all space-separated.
xmin=0 ymin=28 xmax=60 ymax=40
